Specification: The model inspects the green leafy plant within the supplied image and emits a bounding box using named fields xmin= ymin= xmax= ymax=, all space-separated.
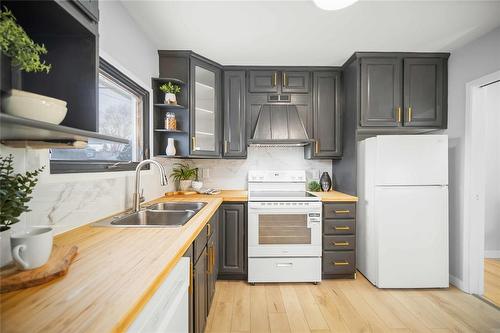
xmin=0 ymin=7 xmax=51 ymax=73
xmin=308 ymin=180 xmax=321 ymax=192
xmin=0 ymin=155 xmax=44 ymax=231
xmin=159 ymin=82 xmax=181 ymax=94
xmin=170 ymin=162 xmax=197 ymax=182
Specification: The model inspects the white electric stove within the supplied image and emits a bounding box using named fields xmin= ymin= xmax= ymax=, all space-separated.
xmin=247 ymin=170 xmax=322 ymax=284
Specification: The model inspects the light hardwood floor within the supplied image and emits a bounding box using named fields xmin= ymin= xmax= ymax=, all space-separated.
xmin=206 ymin=273 xmax=500 ymax=333
xmin=485 ymin=258 xmax=500 ymax=307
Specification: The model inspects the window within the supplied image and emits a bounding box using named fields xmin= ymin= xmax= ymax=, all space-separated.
xmin=50 ymin=58 xmax=149 ymax=173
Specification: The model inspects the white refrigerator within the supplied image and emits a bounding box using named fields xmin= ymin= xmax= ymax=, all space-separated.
xmin=357 ymin=135 xmax=449 ymax=288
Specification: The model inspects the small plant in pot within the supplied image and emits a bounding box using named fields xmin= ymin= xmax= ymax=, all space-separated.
xmin=0 ymin=154 xmax=44 ymax=267
xmin=159 ymin=82 xmax=181 ymax=105
xmin=170 ymin=162 xmax=197 ymax=191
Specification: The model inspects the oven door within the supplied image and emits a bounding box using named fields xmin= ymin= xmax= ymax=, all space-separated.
xmin=248 ymin=201 xmax=322 ymax=257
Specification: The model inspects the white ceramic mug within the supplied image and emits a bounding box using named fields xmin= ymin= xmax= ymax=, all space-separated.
xmin=10 ymin=227 xmax=53 ymax=270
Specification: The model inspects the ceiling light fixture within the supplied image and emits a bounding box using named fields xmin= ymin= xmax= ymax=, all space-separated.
xmin=312 ymin=0 xmax=359 ymax=10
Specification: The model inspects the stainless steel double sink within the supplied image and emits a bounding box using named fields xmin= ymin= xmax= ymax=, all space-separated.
xmin=93 ymin=202 xmax=207 ymax=228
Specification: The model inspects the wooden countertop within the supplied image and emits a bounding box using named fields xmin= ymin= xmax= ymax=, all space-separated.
xmin=309 ymin=190 xmax=358 ymax=202
xmin=0 ymin=189 xmax=356 ymax=333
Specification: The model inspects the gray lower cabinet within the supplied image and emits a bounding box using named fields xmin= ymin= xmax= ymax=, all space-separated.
xmin=360 ymin=57 xmax=402 ymax=127
xmin=305 ymin=71 xmax=342 ymax=159
xmin=223 ymin=71 xmax=247 ymax=158
xmin=282 ymin=71 xmax=310 ymax=93
xmin=207 ymin=214 xmax=218 ymax=310
xmin=218 ymin=203 xmax=247 ymax=278
xmin=403 ymin=58 xmax=445 ymax=128
xmin=194 ymin=247 xmax=207 ymax=333
xmin=249 ymin=70 xmax=279 ymax=93
xmin=322 ymin=202 xmax=357 ymax=279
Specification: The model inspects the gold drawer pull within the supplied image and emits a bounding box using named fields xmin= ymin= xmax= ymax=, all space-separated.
xmin=333 ymin=242 xmax=349 ymax=246
xmin=207 ymin=223 xmax=211 ymax=236
xmin=334 ymin=209 xmax=350 ymax=214
xmin=333 ymin=261 xmax=349 ymax=266
xmin=334 ymin=226 xmax=350 ymax=231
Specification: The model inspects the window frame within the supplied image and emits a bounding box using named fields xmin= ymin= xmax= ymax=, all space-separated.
xmin=50 ymin=58 xmax=150 ymax=174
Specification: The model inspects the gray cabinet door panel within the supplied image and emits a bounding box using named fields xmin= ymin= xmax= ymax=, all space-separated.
xmin=194 ymin=248 xmax=207 ymax=333
xmin=403 ymin=58 xmax=444 ymax=127
xmin=312 ymin=71 xmax=342 ymax=158
xmin=223 ymin=71 xmax=247 ymax=157
xmin=282 ymin=71 xmax=310 ymax=93
xmin=360 ymin=58 xmax=402 ymax=127
xmin=219 ymin=204 xmax=246 ymax=275
xmin=249 ymin=71 xmax=279 ymax=93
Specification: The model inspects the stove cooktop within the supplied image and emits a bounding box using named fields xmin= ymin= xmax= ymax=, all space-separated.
xmin=248 ymin=191 xmax=320 ymax=202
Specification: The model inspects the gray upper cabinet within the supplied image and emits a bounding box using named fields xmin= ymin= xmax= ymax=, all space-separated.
xmin=282 ymin=71 xmax=310 ymax=93
xmin=403 ymin=58 xmax=445 ymax=128
xmin=190 ymin=58 xmax=221 ymax=157
xmin=306 ymin=71 xmax=342 ymax=158
xmin=249 ymin=71 xmax=279 ymax=93
xmin=360 ymin=58 xmax=402 ymax=127
xmin=223 ymin=71 xmax=247 ymax=158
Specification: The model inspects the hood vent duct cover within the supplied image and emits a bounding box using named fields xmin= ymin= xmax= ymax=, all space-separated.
xmin=249 ymin=104 xmax=312 ymax=146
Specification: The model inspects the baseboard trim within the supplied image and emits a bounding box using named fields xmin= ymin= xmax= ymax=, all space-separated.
xmin=484 ymin=250 xmax=500 ymax=258
xmin=450 ymin=274 xmax=466 ymax=291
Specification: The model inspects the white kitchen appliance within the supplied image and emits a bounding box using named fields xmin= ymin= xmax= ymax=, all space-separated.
xmin=357 ymin=135 xmax=449 ymax=288
xmin=247 ymin=170 xmax=322 ymax=283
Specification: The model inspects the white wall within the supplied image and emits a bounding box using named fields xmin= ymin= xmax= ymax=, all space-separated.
xmin=0 ymin=1 xmax=176 ymax=235
xmin=180 ymin=147 xmax=331 ymax=190
xmin=484 ymin=82 xmax=500 ymax=258
xmin=445 ymin=26 xmax=500 ymax=282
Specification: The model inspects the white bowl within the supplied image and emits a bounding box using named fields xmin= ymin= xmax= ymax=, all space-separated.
xmin=2 ymin=89 xmax=67 ymax=124
xmin=191 ymin=181 xmax=203 ymax=190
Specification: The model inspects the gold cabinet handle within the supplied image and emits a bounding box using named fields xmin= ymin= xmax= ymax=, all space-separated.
xmin=315 ymin=141 xmax=320 ymax=154
xmin=334 ymin=209 xmax=350 ymax=214
xmin=207 ymin=223 xmax=211 ymax=236
xmin=283 ymin=72 xmax=287 ymax=87
xmin=334 ymin=226 xmax=350 ymax=231
xmin=192 ymin=136 xmax=197 ymax=151
xmin=333 ymin=242 xmax=350 ymax=246
xmin=273 ymin=72 xmax=277 ymax=87
xmin=224 ymin=140 xmax=228 ymax=153
xmin=408 ymin=107 xmax=412 ymax=123
xmin=397 ymin=107 xmax=402 ymax=123
xmin=333 ymin=261 xmax=350 ymax=266
xmin=189 ymin=261 xmax=193 ymax=294
xmin=212 ymin=247 xmax=216 ymax=271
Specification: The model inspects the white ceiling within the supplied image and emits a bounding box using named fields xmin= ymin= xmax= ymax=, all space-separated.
xmin=122 ymin=0 xmax=500 ymax=66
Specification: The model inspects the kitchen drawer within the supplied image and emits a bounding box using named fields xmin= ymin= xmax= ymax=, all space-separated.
xmin=194 ymin=225 xmax=208 ymax=263
xmin=248 ymin=257 xmax=321 ymax=283
xmin=324 ymin=203 xmax=356 ymax=219
xmin=324 ymin=219 xmax=356 ymax=235
xmin=322 ymin=251 xmax=355 ymax=275
xmin=323 ymin=235 xmax=356 ymax=251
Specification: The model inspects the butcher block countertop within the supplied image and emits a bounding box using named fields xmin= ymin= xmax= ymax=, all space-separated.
xmin=0 ymin=189 xmax=356 ymax=333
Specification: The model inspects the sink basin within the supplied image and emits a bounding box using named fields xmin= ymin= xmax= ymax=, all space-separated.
xmin=146 ymin=202 xmax=207 ymax=212
xmin=110 ymin=210 xmax=195 ymax=227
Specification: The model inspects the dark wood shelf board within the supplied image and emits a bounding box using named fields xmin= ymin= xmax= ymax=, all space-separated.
xmin=0 ymin=113 xmax=129 ymax=144
xmin=152 ymin=77 xmax=186 ymax=85
xmin=154 ymin=129 xmax=187 ymax=133
xmin=155 ymin=154 xmax=188 ymax=158
xmin=153 ymin=104 xmax=186 ymax=110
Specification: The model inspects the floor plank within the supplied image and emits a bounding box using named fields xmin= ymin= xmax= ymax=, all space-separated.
xmin=206 ymin=274 xmax=500 ymax=333
xmin=484 ymin=258 xmax=500 ymax=307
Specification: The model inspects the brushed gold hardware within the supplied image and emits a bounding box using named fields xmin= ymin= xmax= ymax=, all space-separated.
xmin=333 ymin=242 xmax=350 ymax=246
xmin=192 ymin=136 xmax=197 ymax=151
xmin=334 ymin=209 xmax=350 ymax=214
xmin=283 ymin=72 xmax=287 ymax=87
xmin=333 ymin=261 xmax=349 ymax=266
xmin=189 ymin=261 xmax=193 ymax=294
xmin=315 ymin=141 xmax=320 ymax=154
xmin=273 ymin=72 xmax=277 ymax=87
xmin=207 ymin=223 xmax=211 ymax=236
xmin=408 ymin=107 xmax=412 ymax=123
xmin=224 ymin=140 xmax=228 ymax=153
xmin=334 ymin=226 xmax=350 ymax=231
xmin=397 ymin=107 xmax=402 ymax=122
xmin=207 ymin=246 xmax=213 ymax=274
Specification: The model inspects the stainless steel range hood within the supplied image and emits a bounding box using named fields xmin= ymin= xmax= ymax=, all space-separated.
xmin=248 ymin=104 xmax=312 ymax=146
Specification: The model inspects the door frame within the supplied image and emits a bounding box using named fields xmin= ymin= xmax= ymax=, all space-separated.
xmin=463 ymin=69 xmax=500 ymax=295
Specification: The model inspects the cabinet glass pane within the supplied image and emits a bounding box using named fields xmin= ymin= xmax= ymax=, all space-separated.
xmin=258 ymin=214 xmax=311 ymax=244
xmin=194 ymin=66 xmax=215 ymax=152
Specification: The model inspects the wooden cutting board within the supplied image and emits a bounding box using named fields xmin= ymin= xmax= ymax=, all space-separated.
xmin=0 ymin=244 xmax=78 ymax=293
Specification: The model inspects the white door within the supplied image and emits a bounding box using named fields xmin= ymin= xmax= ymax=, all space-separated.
xmin=375 ymin=135 xmax=448 ymax=186
xmin=375 ymin=185 xmax=449 ymax=288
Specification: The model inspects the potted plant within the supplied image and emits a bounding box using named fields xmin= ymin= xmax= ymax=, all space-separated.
xmin=159 ymin=82 xmax=181 ymax=105
xmin=0 ymin=7 xmax=67 ymax=125
xmin=170 ymin=162 xmax=197 ymax=191
xmin=0 ymin=154 xmax=44 ymax=267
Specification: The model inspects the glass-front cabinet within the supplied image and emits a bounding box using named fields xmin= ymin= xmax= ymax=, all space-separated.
xmin=190 ymin=58 xmax=221 ymax=157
